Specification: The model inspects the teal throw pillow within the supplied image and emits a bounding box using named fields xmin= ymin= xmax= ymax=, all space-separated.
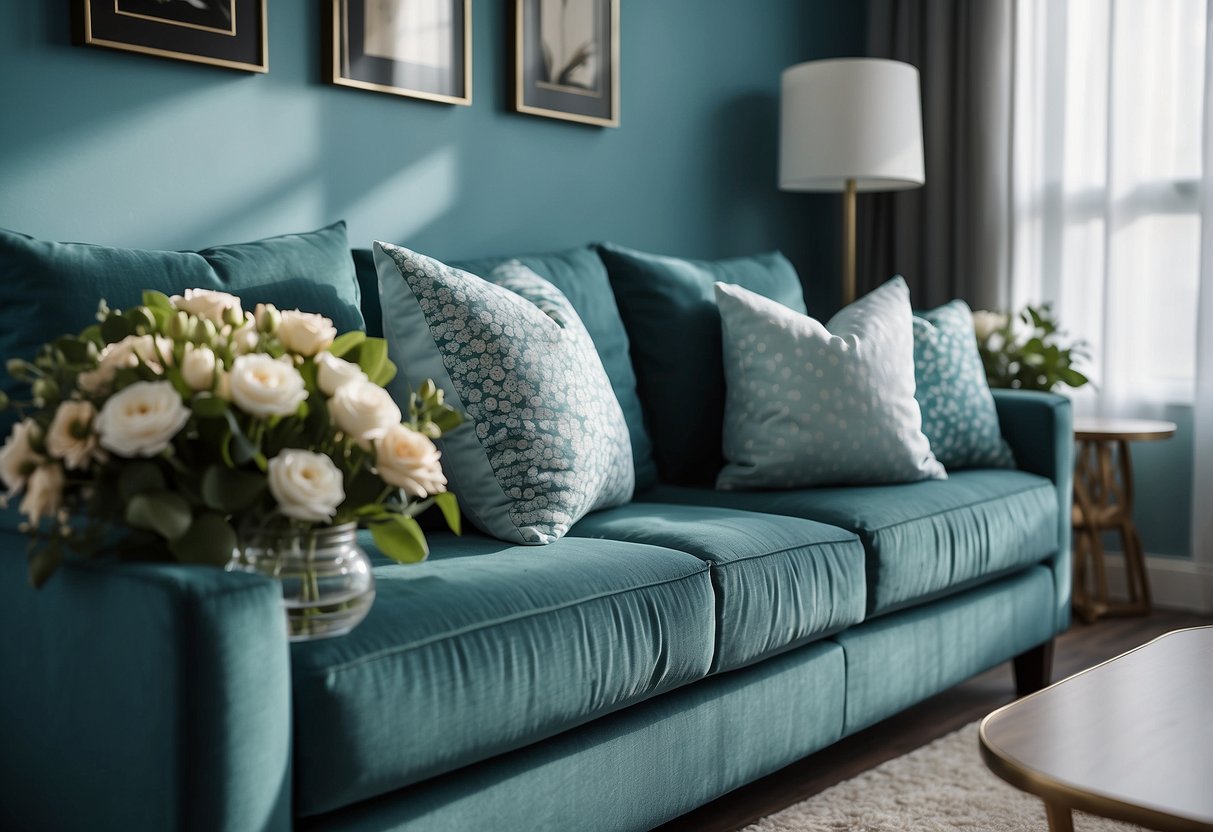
xmin=598 ymin=243 xmax=807 ymax=486
xmin=913 ymin=299 xmax=1015 ymax=469
xmin=716 ymin=277 xmax=946 ymax=489
xmin=376 ymin=244 xmax=634 ymax=544
xmin=0 ymin=222 xmax=363 ymax=422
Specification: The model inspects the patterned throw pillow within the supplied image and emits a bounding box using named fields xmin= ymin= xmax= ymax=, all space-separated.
xmin=716 ymin=277 xmax=946 ymax=489
xmin=913 ymin=300 xmax=1015 ymax=469
xmin=375 ymin=243 xmax=634 ymax=544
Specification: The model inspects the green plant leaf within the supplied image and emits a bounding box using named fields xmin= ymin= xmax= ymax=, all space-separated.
xmin=100 ymin=313 xmax=135 ymax=344
xmin=142 ymin=290 xmax=174 ymax=311
xmin=329 ymin=330 xmax=366 ymax=359
xmin=201 ymin=465 xmax=267 ymax=513
xmin=370 ymin=515 xmax=429 ymax=563
xmin=28 ymin=543 xmax=63 ymax=589
xmin=433 ymin=491 xmax=461 ymax=535
xmin=357 ymin=338 xmax=388 ymax=382
xmin=169 ymin=512 xmax=237 ymax=566
xmin=54 ymin=336 xmax=93 ymax=364
xmin=125 ymin=492 xmax=193 ymax=541
xmin=191 ymin=394 xmax=230 ymax=419
xmin=118 ymin=461 xmax=168 ymax=502
xmin=223 ymin=409 xmax=259 ymax=465
xmin=368 ymin=357 xmax=397 ymax=387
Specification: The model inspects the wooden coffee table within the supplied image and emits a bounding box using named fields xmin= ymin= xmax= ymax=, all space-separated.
xmin=979 ymin=627 xmax=1213 ymax=832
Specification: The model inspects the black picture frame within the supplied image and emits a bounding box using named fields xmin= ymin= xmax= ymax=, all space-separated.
xmin=514 ymin=0 xmax=618 ymax=127
xmin=330 ymin=0 xmax=471 ymax=105
xmin=74 ymin=0 xmax=268 ymax=73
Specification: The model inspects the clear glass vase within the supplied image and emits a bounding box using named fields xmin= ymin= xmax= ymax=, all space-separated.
xmin=227 ymin=523 xmax=375 ymax=642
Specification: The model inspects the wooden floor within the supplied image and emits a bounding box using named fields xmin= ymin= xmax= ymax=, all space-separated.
xmin=657 ymin=609 xmax=1213 ymax=832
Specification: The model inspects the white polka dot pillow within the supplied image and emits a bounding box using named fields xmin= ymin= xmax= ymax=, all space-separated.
xmin=715 ymin=277 xmax=946 ymax=489
xmin=375 ymin=243 xmax=634 ymax=544
xmin=913 ymin=300 xmax=1015 ymax=469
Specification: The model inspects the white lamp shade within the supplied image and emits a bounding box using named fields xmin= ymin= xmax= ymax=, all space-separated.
xmin=780 ymin=58 xmax=925 ymax=193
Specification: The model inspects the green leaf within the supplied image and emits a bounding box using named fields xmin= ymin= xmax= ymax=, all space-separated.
xmin=125 ymin=492 xmax=193 ymax=541
xmin=357 ymin=338 xmax=388 ymax=382
xmin=329 ymin=330 xmax=366 ymax=359
xmin=200 ymin=465 xmax=267 ymax=513
xmin=433 ymin=491 xmax=461 ymax=535
xmin=28 ymin=544 xmax=63 ymax=589
xmin=100 ymin=313 xmax=135 ymax=344
xmin=368 ymin=357 xmax=397 ymax=387
xmin=118 ymin=461 xmax=168 ymax=502
xmin=370 ymin=515 xmax=429 ymax=563
xmin=169 ymin=512 xmax=237 ymax=566
xmin=191 ymin=394 xmax=230 ymax=419
xmin=54 ymin=336 xmax=93 ymax=364
xmin=223 ymin=409 xmax=259 ymax=465
xmin=142 ymin=290 xmax=174 ymax=310
xmin=431 ymin=408 xmax=463 ymax=433
xmin=1060 ymin=368 xmax=1089 ymax=388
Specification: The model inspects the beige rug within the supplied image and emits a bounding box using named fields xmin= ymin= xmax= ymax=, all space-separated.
xmin=743 ymin=722 xmax=1139 ymax=831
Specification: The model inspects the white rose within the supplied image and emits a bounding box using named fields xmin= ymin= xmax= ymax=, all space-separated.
xmin=278 ymin=311 xmax=337 ymax=357
xmin=972 ymin=311 xmax=1009 ymax=343
xmin=46 ymin=400 xmax=102 ymax=471
xmin=267 ymin=450 xmax=345 ymax=522
xmin=328 ymin=380 xmax=401 ymax=449
xmin=172 ymin=288 xmax=242 ymax=325
xmin=375 ymin=423 xmax=447 ymax=498
xmin=181 ymin=345 xmax=217 ymax=391
xmin=316 ymin=351 xmax=368 ymax=397
xmin=229 ymin=354 xmax=308 ymax=418
xmin=19 ymin=463 xmax=65 ymax=527
xmin=0 ymin=419 xmax=45 ymax=494
xmin=215 ymin=368 xmax=232 ymax=401
xmin=79 ymin=334 xmax=174 ymax=394
xmin=95 ymin=381 xmax=191 ymax=458
xmin=229 ymin=320 xmax=260 ymax=356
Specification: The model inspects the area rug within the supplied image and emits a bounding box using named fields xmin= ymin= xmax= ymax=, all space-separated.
xmin=743 ymin=722 xmax=1138 ymax=831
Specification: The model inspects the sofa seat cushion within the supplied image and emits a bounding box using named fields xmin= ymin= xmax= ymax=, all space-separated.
xmin=644 ymin=469 xmax=1059 ymax=617
xmin=571 ymin=503 xmax=866 ymax=673
xmin=289 ymin=532 xmax=715 ymax=817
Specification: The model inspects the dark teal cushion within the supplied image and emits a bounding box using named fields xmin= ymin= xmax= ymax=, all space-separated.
xmin=352 ymin=247 xmax=383 ymax=338
xmin=449 ymin=247 xmax=657 ymax=491
xmin=571 ymin=502 xmax=866 ymax=672
xmin=0 ymin=223 xmax=364 ymax=412
xmin=597 ymin=243 xmax=806 ymax=486
xmin=645 ymin=469 xmax=1059 ymax=616
xmin=290 ymin=531 xmax=714 ymax=816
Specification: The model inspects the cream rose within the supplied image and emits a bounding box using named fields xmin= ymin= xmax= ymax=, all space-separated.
xmin=20 ymin=463 xmax=65 ymax=527
xmin=328 ymin=379 xmax=401 ymax=449
xmin=46 ymin=400 xmax=102 ymax=470
xmin=972 ymin=310 xmax=1009 ymax=343
xmin=316 ymin=351 xmax=368 ymax=397
xmin=267 ymin=449 xmax=345 ymax=522
xmin=0 ymin=419 xmax=45 ymax=494
xmin=278 ymin=311 xmax=337 ymax=357
xmin=95 ymin=381 xmax=191 ymax=458
xmin=172 ymin=288 xmax=242 ymax=325
xmin=229 ymin=320 xmax=260 ymax=356
xmin=375 ymin=423 xmax=446 ymax=498
xmin=181 ymin=345 xmax=218 ymax=391
xmin=78 ymin=334 xmax=174 ymax=395
xmin=229 ymin=353 xmax=308 ymax=418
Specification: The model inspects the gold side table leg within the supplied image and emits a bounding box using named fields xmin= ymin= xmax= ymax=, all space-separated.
xmin=1045 ymin=802 xmax=1074 ymax=832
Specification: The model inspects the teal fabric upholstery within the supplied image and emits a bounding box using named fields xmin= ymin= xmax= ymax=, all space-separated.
xmin=450 ymin=247 xmax=657 ymax=490
xmin=290 ymin=532 xmax=715 ymax=817
xmin=0 ymin=223 xmax=364 ymax=412
xmin=992 ymin=389 xmax=1074 ymax=630
xmin=645 ymin=469 xmax=1059 ymax=616
xmin=597 ymin=243 xmax=806 ymax=486
xmin=913 ymin=300 xmax=1015 ymax=469
xmin=835 ymin=566 xmax=1056 ymax=734
xmin=0 ymin=534 xmax=292 ymax=832
xmin=304 ymin=640 xmax=846 ymax=832
xmin=571 ymin=502 xmax=866 ymax=672
xmin=351 ymin=247 xmax=383 ymax=338
xmin=376 ymin=245 xmax=634 ymax=543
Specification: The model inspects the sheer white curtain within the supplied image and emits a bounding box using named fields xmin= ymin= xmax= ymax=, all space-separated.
xmin=1011 ymin=0 xmax=1206 ymax=416
xmin=1195 ymin=1 xmax=1213 ymax=596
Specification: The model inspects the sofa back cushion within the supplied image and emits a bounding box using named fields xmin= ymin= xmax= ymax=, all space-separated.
xmin=597 ymin=243 xmax=806 ymax=486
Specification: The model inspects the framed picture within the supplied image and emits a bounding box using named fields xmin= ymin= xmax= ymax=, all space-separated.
xmin=514 ymin=0 xmax=619 ymax=127
xmin=330 ymin=0 xmax=471 ymax=105
xmin=74 ymin=0 xmax=268 ymax=73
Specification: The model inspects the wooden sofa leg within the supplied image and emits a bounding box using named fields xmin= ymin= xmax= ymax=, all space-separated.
xmin=1013 ymin=639 xmax=1055 ymax=697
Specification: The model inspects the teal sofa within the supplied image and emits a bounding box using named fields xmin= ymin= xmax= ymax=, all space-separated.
xmin=0 ymin=239 xmax=1071 ymax=832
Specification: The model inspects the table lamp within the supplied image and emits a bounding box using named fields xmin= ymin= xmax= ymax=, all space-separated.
xmin=780 ymin=58 xmax=925 ymax=306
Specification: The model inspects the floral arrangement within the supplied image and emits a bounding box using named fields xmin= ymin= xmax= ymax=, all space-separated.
xmin=0 ymin=288 xmax=461 ymax=588
xmin=973 ymin=304 xmax=1090 ymax=392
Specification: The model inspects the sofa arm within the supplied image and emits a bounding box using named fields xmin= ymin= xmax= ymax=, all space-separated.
xmin=992 ymin=389 xmax=1074 ymax=632
xmin=0 ymin=535 xmax=292 ymax=832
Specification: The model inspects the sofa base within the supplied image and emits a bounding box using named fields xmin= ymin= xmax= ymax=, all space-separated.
xmin=1013 ymin=638 xmax=1055 ymax=696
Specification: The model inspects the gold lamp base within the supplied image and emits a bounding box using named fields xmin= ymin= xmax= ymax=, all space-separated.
xmin=842 ymin=177 xmax=857 ymax=307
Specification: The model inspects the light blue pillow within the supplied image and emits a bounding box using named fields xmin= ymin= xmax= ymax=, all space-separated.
xmin=375 ymin=243 xmax=634 ymax=544
xmin=913 ymin=300 xmax=1015 ymax=469
xmin=716 ymin=277 xmax=946 ymax=489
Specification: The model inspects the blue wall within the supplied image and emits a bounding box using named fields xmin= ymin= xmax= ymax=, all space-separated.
xmin=0 ymin=1 xmax=864 ymax=317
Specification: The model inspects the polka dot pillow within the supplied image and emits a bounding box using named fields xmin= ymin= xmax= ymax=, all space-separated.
xmin=715 ymin=277 xmax=946 ymax=489
xmin=375 ymin=243 xmax=634 ymax=544
xmin=913 ymin=300 xmax=1015 ymax=469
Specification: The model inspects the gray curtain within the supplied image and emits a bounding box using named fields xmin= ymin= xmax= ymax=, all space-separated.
xmin=858 ymin=0 xmax=1014 ymax=311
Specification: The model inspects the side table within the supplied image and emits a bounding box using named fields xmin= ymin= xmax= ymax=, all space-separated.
xmin=1071 ymin=417 xmax=1176 ymax=623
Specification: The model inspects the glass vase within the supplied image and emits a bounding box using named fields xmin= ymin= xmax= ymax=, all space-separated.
xmin=227 ymin=523 xmax=375 ymax=642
